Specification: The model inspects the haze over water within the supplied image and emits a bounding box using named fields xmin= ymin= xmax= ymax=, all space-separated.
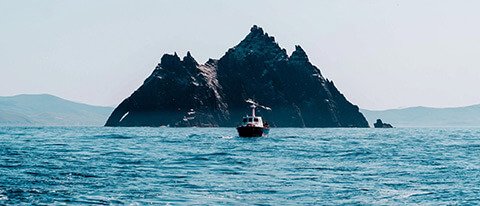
xmin=1 ymin=127 xmax=479 ymax=205
xmin=2 ymin=1 xmax=480 ymax=110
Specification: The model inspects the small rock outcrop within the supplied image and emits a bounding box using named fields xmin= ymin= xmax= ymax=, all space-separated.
xmin=374 ymin=119 xmax=393 ymax=128
xmin=105 ymin=25 xmax=369 ymax=127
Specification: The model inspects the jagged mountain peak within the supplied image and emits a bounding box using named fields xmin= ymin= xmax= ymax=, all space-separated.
xmin=290 ymin=45 xmax=309 ymax=62
xmin=160 ymin=53 xmax=181 ymax=68
xmin=250 ymin=25 xmax=263 ymax=34
xmin=106 ymin=25 xmax=369 ymax=127
xmin=246 ymin=25 xmax=271 ymax=40
xmin=183 ymin=51 xmax=198 ymax=66
xmin=224 ymin=25 xmax=286 ymax=61
xmin=158 ymin=52 xmax=200 ymax=68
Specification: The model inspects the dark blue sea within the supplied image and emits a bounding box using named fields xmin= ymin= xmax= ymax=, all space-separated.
xmin=1 ymin=127 xmax=479 ymax=205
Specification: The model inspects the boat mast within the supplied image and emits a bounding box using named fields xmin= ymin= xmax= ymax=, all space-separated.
xmin=246 ymin=99 xmax=270 ymax=117
xmin=251 ymin=104 xmax=256 ymax=117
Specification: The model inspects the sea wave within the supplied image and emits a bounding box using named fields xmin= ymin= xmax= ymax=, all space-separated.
xmin=0 ymin=127 xmax=479 ymax=205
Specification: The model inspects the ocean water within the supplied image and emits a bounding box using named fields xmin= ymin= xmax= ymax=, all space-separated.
xmin=0 ymin=127 xmax=479 ymax=205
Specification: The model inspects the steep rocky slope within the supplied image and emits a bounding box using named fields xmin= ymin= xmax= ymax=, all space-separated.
xmin=106 ymin=26 xmax=368 ymax=127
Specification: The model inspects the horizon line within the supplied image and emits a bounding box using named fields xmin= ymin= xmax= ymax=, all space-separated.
xmin=2 ymin=93 xmax=479 ymax=111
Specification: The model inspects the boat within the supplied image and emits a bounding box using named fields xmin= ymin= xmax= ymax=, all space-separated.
xmin=236 ymin=100 xmax=270 ymax=137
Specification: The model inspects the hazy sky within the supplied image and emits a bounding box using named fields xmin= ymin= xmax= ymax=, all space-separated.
xmin=1 ymin=0 xmax=479 ymax=110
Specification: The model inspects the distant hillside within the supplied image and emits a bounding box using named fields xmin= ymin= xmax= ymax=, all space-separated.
xmin=0 ymin=94 xmax=113 ymax=126
xmin=361 ymin=105 xmax=480 ymax=127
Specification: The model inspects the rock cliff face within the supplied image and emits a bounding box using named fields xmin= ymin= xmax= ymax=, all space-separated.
xmin=374 ymin=119 xmax=394 ymax=128
xmin=105 ymin=26 xmax=369 ymax=127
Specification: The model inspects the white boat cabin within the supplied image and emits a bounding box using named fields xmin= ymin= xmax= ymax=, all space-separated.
xmin=241 ymin=116 xmax=264 ymax=127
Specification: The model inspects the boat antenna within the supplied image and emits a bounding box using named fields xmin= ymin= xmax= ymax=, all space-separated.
xmin=246 ymin=99 xmax=271 ymax=117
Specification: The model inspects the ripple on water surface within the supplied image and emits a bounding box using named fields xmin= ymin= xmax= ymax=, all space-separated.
xmin=0 ymin=127 xmax=480 ymax=204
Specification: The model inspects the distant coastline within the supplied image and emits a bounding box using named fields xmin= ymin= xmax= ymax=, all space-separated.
xmin=1 ymin=94 xmax=480 ymax=128
xmin=362 ymin=105 xmax=480 ymax=127
xmin=0 ymin=94 xmax=113 ymax=126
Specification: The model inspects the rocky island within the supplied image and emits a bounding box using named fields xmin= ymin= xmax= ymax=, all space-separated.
xmin=105 ymin=26 xmax=369 ymax=127
xmin=374 ymin=119 xmax=394 ymax=128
